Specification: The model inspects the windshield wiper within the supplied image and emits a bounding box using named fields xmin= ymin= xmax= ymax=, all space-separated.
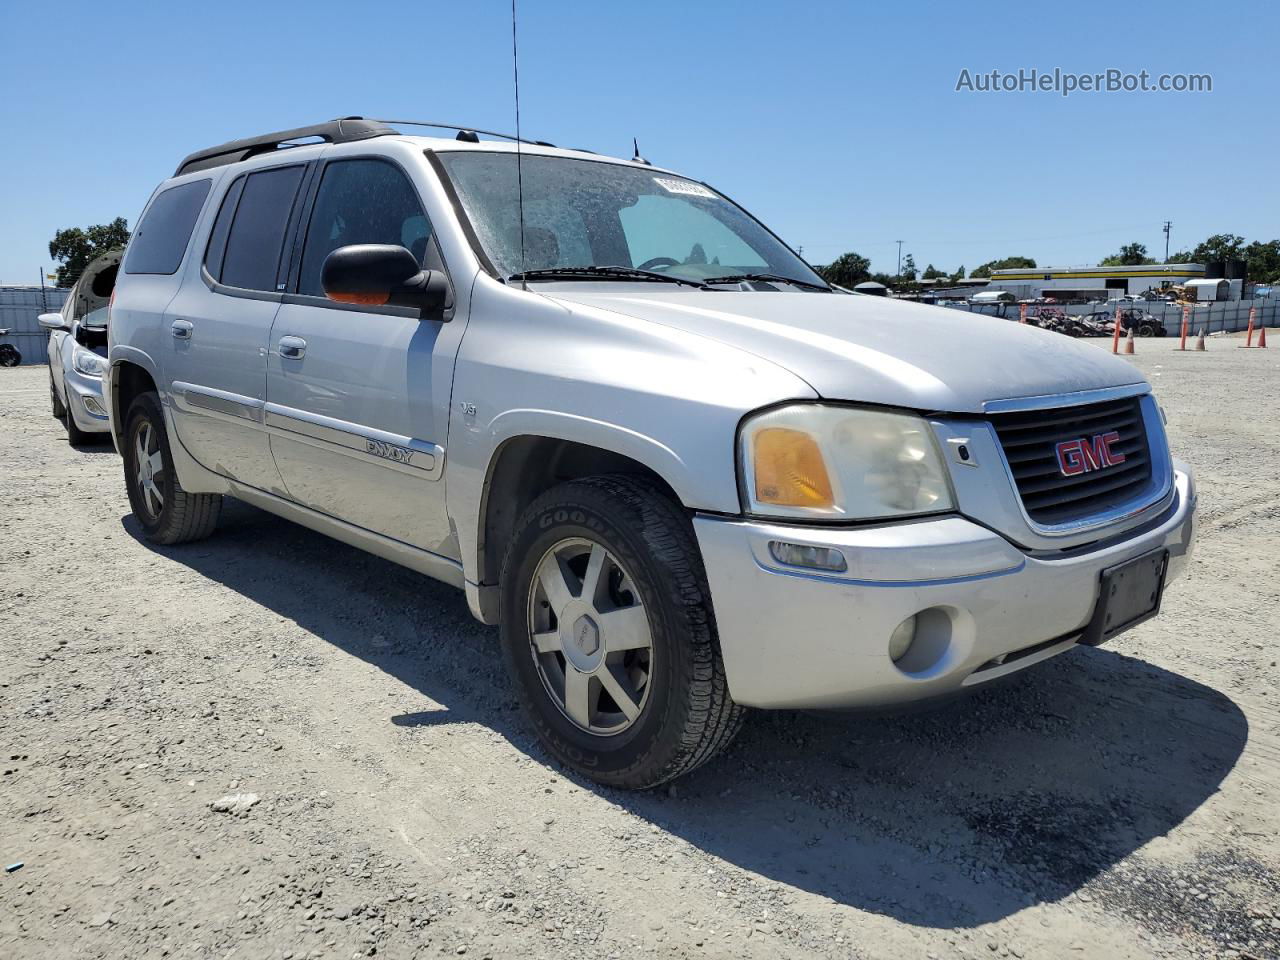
xmin=701 ymin=272 xmax=831 ymax=291
xmin=508 ymin=266 xmax=707 ymax=288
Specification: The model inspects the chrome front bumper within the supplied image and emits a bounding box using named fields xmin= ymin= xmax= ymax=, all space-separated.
xmin=694 ymin=465 xmax=1196 ymax=710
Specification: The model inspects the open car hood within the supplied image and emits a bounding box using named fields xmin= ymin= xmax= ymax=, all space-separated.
xmin=69 ymin=249 xmax=124 ymax=326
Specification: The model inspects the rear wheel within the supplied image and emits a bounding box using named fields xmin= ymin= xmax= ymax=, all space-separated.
xmin=123 ymin=391 xmax=221 ymax=544
xmin=499 ymin=475 xmax=743 ymax=789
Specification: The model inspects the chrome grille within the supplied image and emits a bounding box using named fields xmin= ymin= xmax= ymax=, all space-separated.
xmin=990 ymin=397 xmax=1152 ymax=526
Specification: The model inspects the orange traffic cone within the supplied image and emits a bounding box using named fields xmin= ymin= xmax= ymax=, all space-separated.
xmin=1123 ymin=329 xmax=1135 ymax=354
xmin=1195 ymin=327 xmax=1206 ymax=351
xmin=1259 ymin=325 xmax=1268 ymax=348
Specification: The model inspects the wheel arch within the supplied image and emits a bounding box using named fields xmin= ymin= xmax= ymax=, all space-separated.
xmin=469 ymin=432 xmax=692 ymax=624
xmin=109 ymin=354 xmax=160 ymax=450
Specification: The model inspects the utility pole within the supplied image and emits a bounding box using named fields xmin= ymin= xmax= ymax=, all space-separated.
xmin=896 ymin=240 xmax=904 ymax=276
xmin=1162 ymin=221 xmax=1172 ymax=262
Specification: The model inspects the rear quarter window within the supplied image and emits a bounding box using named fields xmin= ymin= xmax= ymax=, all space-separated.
xmin=124 ymin=179 xmax=212 ymax=275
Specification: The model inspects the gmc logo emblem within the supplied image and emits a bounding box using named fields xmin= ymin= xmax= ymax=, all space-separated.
xmin=1055 ymin=432 xmax=1126 ymax=477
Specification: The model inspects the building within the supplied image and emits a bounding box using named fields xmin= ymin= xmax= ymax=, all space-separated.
xmin=0 ymin=284 xmax=70 ymax=365
xmin=984 ymin=263 xmax=1205 ymax=301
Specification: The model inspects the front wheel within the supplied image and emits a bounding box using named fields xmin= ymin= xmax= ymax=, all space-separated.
xmin=499 ymin=476 xmax=743 ymax=789
xmin=123 ymin=391 xmax=222 ymax=544
xmin=50 ymin=372 xmax=66 ymax=418
xmin=64 ymin=404 xmax=94 ymax=446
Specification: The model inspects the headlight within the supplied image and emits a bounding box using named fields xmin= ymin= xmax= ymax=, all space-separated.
xmin=739 ymin=404 xmax=955 ymax=520
xmin=72 ymin=346 xmax=105 ymax=378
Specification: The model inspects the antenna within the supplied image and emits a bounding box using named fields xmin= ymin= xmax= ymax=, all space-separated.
xmin=511 ymin=0 xmax=527 ymax=290
xmin=632 ymin=138 xmax=651 ymax=165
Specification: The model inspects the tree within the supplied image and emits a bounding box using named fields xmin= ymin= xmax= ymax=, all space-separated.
xmin=1100 ymin=242 xmax=1155 ymax=266
xmin=1168 ymin=249 xmax=1194 ymax=264
xmin=815 ymin=251 xmax=871 ymax=288
xmin=48 ymin=218 xmax=131 ymax=287
xmin=1191 ymin=233 xmax=1246 ymax=264
xmin=970 ymin=256 xmax=1036 ymax=279
xmin=951 ymin=265 xmax=967 ymax=281
xmin=900 ymin=254 xmax=918 ymax=281
xmin=921 ymin=263 xmax=946 ymax=280
xmin=1244 ymin=239 xmax=1280 ymax=284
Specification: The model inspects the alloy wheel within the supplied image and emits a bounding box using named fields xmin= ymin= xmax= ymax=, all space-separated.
xmin=133 ymin=421 xmax=166 ymax=520
xmin=527 ymin=537 xmax=654 ymax=736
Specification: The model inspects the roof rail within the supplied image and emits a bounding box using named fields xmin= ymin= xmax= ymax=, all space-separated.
xmin=173 ymin=116 xmax=397 ymax=176
xmin=369 ymin=119 xmax=555 ymax=148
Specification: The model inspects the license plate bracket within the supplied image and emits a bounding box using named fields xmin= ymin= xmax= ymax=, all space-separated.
xmin=1081 ymin=548 xmax=1168 ymax=647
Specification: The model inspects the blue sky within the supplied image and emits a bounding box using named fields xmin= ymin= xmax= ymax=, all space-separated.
xmin=1 ymin=0 xmax=1276 ymax=282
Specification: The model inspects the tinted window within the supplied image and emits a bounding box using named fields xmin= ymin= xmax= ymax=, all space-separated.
xmin=203 ymin=176 xmax=246 ymax=281
xmin=124 ymin=179 xmax=212 ymax=275
xmin=298 ymin=159 xmax=430 ymax=297
xmin=218 ymin=166 xmax=306 ymax=291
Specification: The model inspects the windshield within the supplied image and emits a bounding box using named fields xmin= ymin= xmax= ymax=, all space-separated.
xmin=437 ymin=152 xmax=825 ymax=289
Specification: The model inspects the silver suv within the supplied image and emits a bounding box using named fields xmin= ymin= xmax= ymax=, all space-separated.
xmin=105 ymin=118 xmax=1197 ymax=788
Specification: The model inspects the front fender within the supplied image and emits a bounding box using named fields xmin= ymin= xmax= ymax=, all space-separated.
xmin=488 ymin=408 xmax=693 ymax=501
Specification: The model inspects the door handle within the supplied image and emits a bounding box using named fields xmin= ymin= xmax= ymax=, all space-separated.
xmin=171 ymin=319 xmax=194 ymax=340
xmin=278 ymin=336 xmax=307 ymax=360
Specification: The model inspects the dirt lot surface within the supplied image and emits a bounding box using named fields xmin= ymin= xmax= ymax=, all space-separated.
xmin=2 ymin=334 xmax=1278 ymax=960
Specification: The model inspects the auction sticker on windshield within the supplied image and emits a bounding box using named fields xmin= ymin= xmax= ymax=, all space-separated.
xmin=653 ymin=177 xmax=716 ymax=198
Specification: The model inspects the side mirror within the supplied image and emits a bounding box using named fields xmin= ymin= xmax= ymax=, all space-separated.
xmin=321 ymin=244 xmax=452 ymax=320
xmin=38 ymin=313 xmax=69 ymax=332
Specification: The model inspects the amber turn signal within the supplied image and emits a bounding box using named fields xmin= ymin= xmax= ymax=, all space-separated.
xmin=327 ymin=291 xmax=390 ymax=306
xmin=752 ymin=427 xmax=835 ymax=508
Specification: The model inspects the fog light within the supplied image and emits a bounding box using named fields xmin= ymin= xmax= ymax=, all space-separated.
xmin=767 ymin=540 xmax=847 ymax=572
xmin=888 ymin=615 xmax=917 ymax=662
xmin=83 ymin=396 xmax=106 ymax=416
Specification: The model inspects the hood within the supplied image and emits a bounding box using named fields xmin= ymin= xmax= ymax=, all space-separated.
xmin=546 ymin=289 xmax=1147 ymax=414
xmin=70 ymin=249 xmax=123 ymax=326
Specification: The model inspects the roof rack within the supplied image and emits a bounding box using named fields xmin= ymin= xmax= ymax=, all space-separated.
xmin=173 ymin=116 xmax=397 ymax=176
xmin=369 ymin=119 xmax=555 ymax=148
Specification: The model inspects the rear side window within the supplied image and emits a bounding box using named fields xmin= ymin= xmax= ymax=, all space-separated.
xmin=124 ymin=179 xmax=212 ymax=275
xmin=209 ymin=165 xmax=306 ymax=292
xmin=297 ymin=159 xmax=430 ymax=297
xmin=203 ymin=177 xmax=246 ymax=281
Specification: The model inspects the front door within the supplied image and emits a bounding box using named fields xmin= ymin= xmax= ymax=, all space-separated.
xmin=264 ymin=156 xmax=456 ymax=556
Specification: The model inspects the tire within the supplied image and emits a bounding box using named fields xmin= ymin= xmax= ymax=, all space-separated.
xmin=0 ymin=345 xmax=20 ymax=367
xmin=50 ymin=371 xmax=66 ymax=419
xmin=499 ymin=475 xmax=744 ymax=789
xmin=64 ymin=405 xmax=94 ymax=447
xmin=123 ymin=391 xmax=222 ymax=544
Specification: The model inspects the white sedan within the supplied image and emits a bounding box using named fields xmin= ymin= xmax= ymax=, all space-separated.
xmin=39 ymin=250 xmax=120 ymax=445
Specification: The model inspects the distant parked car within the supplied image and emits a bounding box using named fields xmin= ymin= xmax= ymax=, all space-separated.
xmin=0 ymin=330 xmax=20 ymax=366
xmin=39 ymin=249 xmax=121 ymax=444
xmin=1113 ymin=308 xmax=1166 ymax=338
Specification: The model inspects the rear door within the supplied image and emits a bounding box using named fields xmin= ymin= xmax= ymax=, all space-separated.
xmin=264 ymin=155 xmax=455 ymax=555
xmin=114 ymin=175 xmax=213 ymax=416
xmin=163 ymin=162 xmax=310 ymax=494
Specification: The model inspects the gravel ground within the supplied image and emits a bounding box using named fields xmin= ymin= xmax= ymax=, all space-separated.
xmin=2 ymin=333 xmax=1278 ymax=960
